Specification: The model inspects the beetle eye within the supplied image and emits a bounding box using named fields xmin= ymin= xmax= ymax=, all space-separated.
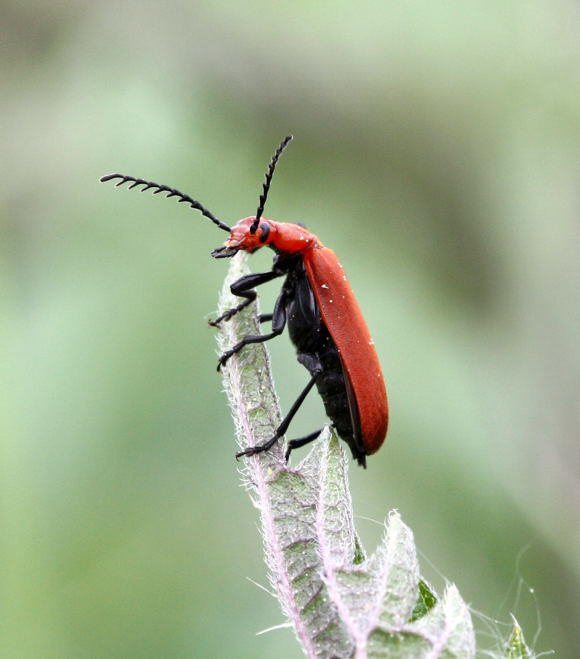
xmin=259 ymin=223 xmax=270 ymax=243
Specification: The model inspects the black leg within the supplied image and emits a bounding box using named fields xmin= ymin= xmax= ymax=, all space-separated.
xmin=284 ymin=428 xmax=324 ymax=462
xmin=236 ymin=373 xmax=321 ymax=459
xmin=217 ymin=290 xmax=287 ymax=370
xmin=259 ymin=313 xmax=273 ymax=323
xmin=209 ymin=297 xmax=254 ymax=327
xmin=209 ymin=270 xmax=283 ymax=326
xmin=218 ymin=329 xmax=280 ymax=371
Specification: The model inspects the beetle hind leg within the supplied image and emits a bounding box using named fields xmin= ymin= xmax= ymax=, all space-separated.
xmin=236 ymin=373 xmax=320 ymax=460
xmin=284 ymin=428 xmax=324 ymax=462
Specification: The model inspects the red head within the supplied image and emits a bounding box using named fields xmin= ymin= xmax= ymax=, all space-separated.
xmin=209 ymin=135 xmax=320 ymax=258
xmin=212 ymin=216 xmax=319 ymax=258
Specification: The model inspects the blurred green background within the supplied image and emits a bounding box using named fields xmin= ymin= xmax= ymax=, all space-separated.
xmin=1 ymin=1 xmax=578 ymax=657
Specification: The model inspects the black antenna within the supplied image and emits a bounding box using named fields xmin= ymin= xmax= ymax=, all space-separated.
xmin=100 ymin=173 xmax=231 ymax=232
xmin=250 ymin=135 xmax=293 ymax=234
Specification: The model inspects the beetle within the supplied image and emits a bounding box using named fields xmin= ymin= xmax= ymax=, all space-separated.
xmin=101 ymin=136 xmax=388 ymax=467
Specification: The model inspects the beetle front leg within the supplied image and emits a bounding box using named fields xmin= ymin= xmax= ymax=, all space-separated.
xmin=208 ymin=290 xmax=255 ymax=327
xmin=209 ymin=270 xmax=283 ymax=327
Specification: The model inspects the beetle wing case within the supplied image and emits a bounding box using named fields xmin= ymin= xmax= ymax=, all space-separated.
xmin=303 ymin=246 xmax=388 ymax=454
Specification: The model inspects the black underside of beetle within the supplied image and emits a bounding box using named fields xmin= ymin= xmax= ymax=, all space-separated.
xmin=278 ymin=255 xmax=366 ymax=465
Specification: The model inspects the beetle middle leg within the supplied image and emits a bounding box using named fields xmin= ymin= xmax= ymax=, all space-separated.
xmin=236 ymin=372 xmax=321 ymax=459
xmin=217 ymin=290 xmax=287 ymax=371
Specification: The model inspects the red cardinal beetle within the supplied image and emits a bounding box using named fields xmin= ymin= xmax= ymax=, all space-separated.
xmin=101 ymin=136 xmax=388 ymax=467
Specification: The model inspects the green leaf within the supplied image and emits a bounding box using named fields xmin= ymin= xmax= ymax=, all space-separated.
xmin=409 ymin=584 xmax=475 ymax=658
xmin=410 ymin=580 xmax=438 ymax=622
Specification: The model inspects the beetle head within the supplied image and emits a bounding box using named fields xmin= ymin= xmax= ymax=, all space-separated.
xmin=211 ymin=217 xmax=272 ymax=258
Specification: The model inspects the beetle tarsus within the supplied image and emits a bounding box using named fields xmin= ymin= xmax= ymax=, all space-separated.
xmin=217 ymin=350 xmax=234 ymax=371
xmin=236 ymin=436 xmax=280 ymax=459
xmin=209 ymin=313 xmax=229 ymax=328
xmin=210 ymin=299 xmax=254 ymax=327
xmin=209 ymin=310 xmax=233 ymax=328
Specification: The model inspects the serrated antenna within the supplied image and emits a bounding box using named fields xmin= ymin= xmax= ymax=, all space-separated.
xmin=100 ymin=173 xmax=231 ymax=232
xmin=250 ymin=135 xmax=293 ymax=234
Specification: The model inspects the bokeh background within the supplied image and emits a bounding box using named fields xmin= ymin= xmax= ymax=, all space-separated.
xmin=2 ymin=1 xmax=578 ymax=657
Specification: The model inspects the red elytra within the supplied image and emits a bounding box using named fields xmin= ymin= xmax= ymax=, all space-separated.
xmin=303 ymin=245 xmax=388 ymax=455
